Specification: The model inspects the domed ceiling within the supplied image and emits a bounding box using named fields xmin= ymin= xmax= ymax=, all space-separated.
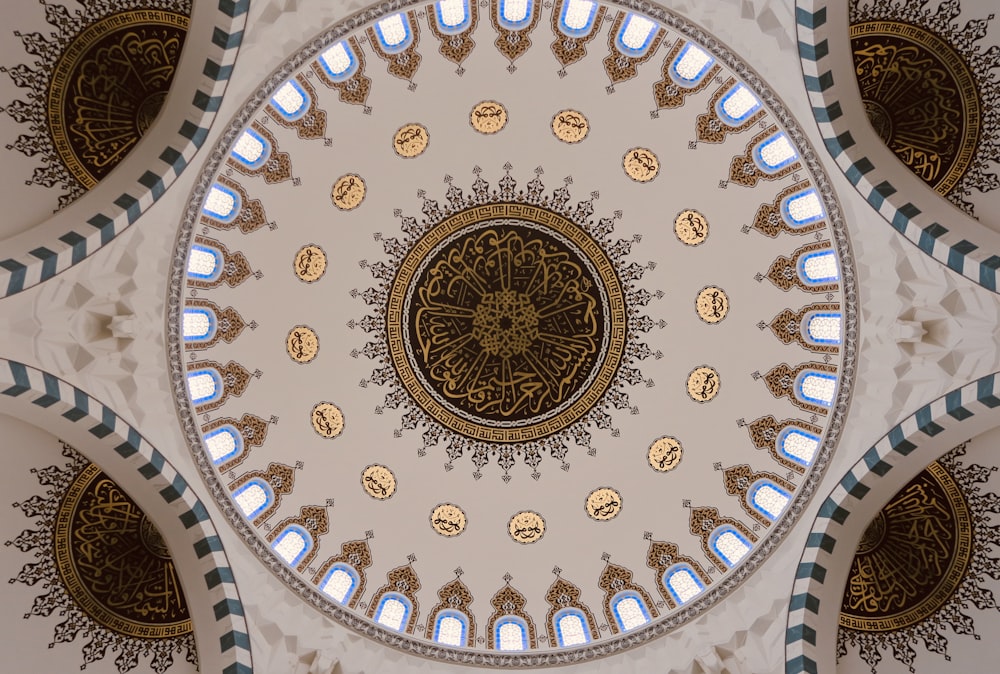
xmin=168 ymin=0 xmax=857 ymax=663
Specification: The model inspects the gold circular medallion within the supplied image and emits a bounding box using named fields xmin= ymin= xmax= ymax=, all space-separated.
xmin=687 ymin=366 xmax=720 ymax=403
xmin=393 ymin=123 xmax=429 ymax=158
xmin=674 ymin=209 xmax=709 ymax=246
xmin=361 ymin=464 xmax=396 ymax=500
xmin=585 ymin=487 xmax=623 ymax=521
xmin=695 ymin=286 xmax=729 ymax=324
xmin=508 ymin=511 xmax=545 ymax=544
xmin=648 ymin=436 xmax=683 ymax=472
xmin=551 ymin=109 xmax=589 ymax=143
xmin=286 ymin=325 xmax=319 ymax=363
xmin=293 ymin=244 xmax=327 ymax=283
xmin=623 ymin=147 xmax=659 ymax=182
xmin=331 ymin=174 xmax=366 ymax=211
xmin=470 ymin=101 xmax=508 ymax=134
xmin=310 ymin=402 xmax=344 ymax=438
xmin=430 ymin=503 xmax=467 ymax=537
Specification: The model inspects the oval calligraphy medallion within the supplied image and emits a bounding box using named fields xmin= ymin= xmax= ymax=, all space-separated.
xmin=286 ymin=325 xmax=319 ymax=363
xmin=551 ymin=109 xmax=590 ymax=143
xmin=430 ymin=503 xmax=467 ymax=537
xmin=687 ymin=366 xmax=720 ymax=403
xmin=293 ymin=244 xmax=327 ymax=283
xmin=310 ymin=401 xmax=344 ymax=439
xmin=648 ymin=436 xmax=683 ymax=473
xmin=623 ymin=147 xmax=659 ymax=182
xmin=585 ymin=487 xmax=623 ymax=521
xmin=361 ymin=464 xmax=396 ymax=500
xmin=331 ymin=174 xmax=366 ymax=211
xmin=470 ymin=100 xmax=508 ymax=134
xmin=508 ymin=510 xmax=546 ymax=544
xmin=675 ymin=209 xmax=709 ymax=246
xmin=393 ymin=123 xmax=430 ymax=158
xmin=695 ymin=286 xmax=729 ymax=324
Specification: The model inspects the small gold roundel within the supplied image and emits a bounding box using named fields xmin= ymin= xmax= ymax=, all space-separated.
xmin=470 ymin=101 xmax=508 ymax=134
xmin=361 ymin=464 xmax=396 ymax=500
xmin=508 ymin=511 xmax=545 ymax=544
xmin=648 ymin=436 xmax=683 ymax=472
xmin=585 ymin=487 xmax=623 ymax=521
xmin=331 ymin=174 xmax=366 ymax=211
xmin=286 ymin=325 xmax=319 ymax=363
xmin=293 ymin=244 xmax=327 ymax=283
xmin=430 ymin=503 xmax=467 ymax=537
xmin=310 ymin=402 xmax=344 ymax=439
xmin=687 ymin=366 xmax=720 ymax=402
xmin=393 ymin=123 xmax=429 ymax=158
xmin=623 ymin=147 xmax=659 ymax=182
xmin=552 ymin=109 xmax=589 ymax=143
xmin=675 ymin=209 xmax=709 ymax=246
xmin=695 ymin=286 xmax=729 ymax=324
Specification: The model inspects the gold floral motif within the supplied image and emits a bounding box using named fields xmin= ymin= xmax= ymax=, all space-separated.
xmin=623 ymin=147 xmax=659 ymax=182
xmin=549 ymin=0 xmax=607 ymax=71
xmin=361 ymin=464 xmax=396 ymax=500
xmin=311 ymin=402 xmax=344 ymax=439
xmin=585 ymin=487 xmax=622 ymax=521
xmin=648 ymin=436 xmax=683 ymax=472
xmin=674 ymin=209 xmax=709 ymax=246
xmin=331 ymin=174 xmax=366 ymax=210
xmin=286 ymin=325 xmax=319 ymax=363
xmin=508 ymin=511 xmax=545 ymax=544
xmin=470 ymin=100 xmax=508 ymax=134
xmin=393 ymin=123 xmax=429 ymax=158
xmin=551 ymin=109 xmax=589 ymax=143
xmin=293 ymin=244 xmax=328 ymax=282
xmin=695 ymin=286 xmax=729 ymax=324
xmin=687 ymin=366 xmax=720 ymax=402
xmin=430 ymin=503 xmax=468 ymax=536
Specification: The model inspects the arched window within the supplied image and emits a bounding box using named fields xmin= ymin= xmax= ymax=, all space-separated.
xmin=709 ymin=526 xmax=752 ymax=567
xmin=374 ymin=593 xmax=412 ymax=631
xmin=557 ymin=0 xmax=598 ymax=38
xmin=494 ymin=616 xmax=529 ymax=650
xmin=716 ymin=83 xmax=761 ymax=126
xmin=186 ymin=244 xmax=224 ymax=282
xmin=432 ymin=609 xmax=469 ymax=647
xmin=182 ymin=307 xmax=217 ymax=342
xmin=614 ymin=13 xmax=657 ymax=58
xmin=433 ymin=0 xmax=472 ymax=34
xmin=803 ymin=311 xmax=842 ymax=346
xmin=271 ymin=524 xmax=312 ymax=567
xmin=670 ymin=42 xmax=714 ymax=86
xmin=203 ymin=425 xmax=243 ymax=465
xmin=748 ymin=480 xmax=792 ymax=522
xmin=753 ymin=131 xmax=799 ymax=173
xmin=795 ymin=370 xmax=838 ymax=408
xmin=232 ymin=478 xmax=273 ymax=520
xmin=781 ymin=187 xmax=826 ymax=227
xmin=270 ymin=79 xmax=309 ymax=122
xmin=497 ymin=0 xmax=533 ymax=30
xmin=797 ymin=249 xmax=840 ymax=286
xmin=553 ymin=607 xmax=591 ymax=647
xmin=186 ymin=368 xmax=222 ymax=405
xmin=319 ymin=564 xmax=359 ymax=604
xmin=373 ymin=13 xmax=413 ymax=53
xmin=663 ymin=564 xmax=706 ymax=605
xmin=317 ymin=40 xmax=359 ymax=82
xmin=230 ymin=128 xmax=271 ymax=170
xmin=611 ymin=591 xmax=651 ymax=631
xmin=202 ymin=183 xmax=241 ymax=223
xmin=777 ymin=426 xmax=820 ymax=468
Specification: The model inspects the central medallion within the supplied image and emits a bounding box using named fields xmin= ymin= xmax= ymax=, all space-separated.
xmin=389 ymin=207 xmax=623 ymax=440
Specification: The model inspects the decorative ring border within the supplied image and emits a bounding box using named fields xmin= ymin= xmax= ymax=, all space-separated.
xmin=794 ymin=2 xmax=1000 ymax=292
xmin=0 ymin=359 xmax=253 ymax=674
xmin=167 ymin=0 xmax=858 ymax=665
xmin=785 ymin=371 xmax=1000 ymax=674
xmin=0 ymin=0 xmax=249 ymax=299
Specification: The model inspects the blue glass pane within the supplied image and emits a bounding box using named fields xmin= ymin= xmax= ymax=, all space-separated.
xmin=232 ymin=478 xmax=272 ymax=519
xmin=202 ymin=183 xmax=242 ymax=223
xmin=272 ymin=524 xmax=312 ymax=567
xmin=778 ymin=427 xmax=820 ymax=467
xmin=710 ymin=526 xmax=751 ymax=567
xmin=781 ymin=188 xmax=826 ymax=227
xmin=716 ymin=83 xmax=761 ymax=125
xmin=494 ymin=616 xmax=529 ymax=650
xmin=319 ymin=564 xmax=358 ymax=604
xmin=204 ymin=425 xmax=243 ymax=465
xmin=317 ymin=41 xmax=359 ymax=82
xmin=270 ymin=79 xmax=309 ymax=122
xmin=230 ymin=128 xmax=271 ymax=170
xmin=663 ymin=564 xmax=705 ymax=605
xmin=182 ymin=307 xmax=216 ymax=342
xmin=186 ymin=244 xmax=223 ymax=281
xmin=557 ymin=0 xmax=598 ymax=38
xmin=748 ymin=480 xmax=791 ymax=521
xmin=795 ymin=371 xmax=837 ymax=408
xmin=753 ymin=132 xmax=799 ymax=173
xmin=670 ymin=42 xmax=715 ymax=86
xmin=373 ymin=13 xmax=413 ymax=54
xmin=553 ymin=607 xmax=591 ymax=646
xmin=432 ymin=609 xmax=469 ymax=646
xmin=497 ymin=0 xmax=534 ymax=30
xmin=803 ymin=311 xmax=842 ymax=345
xmin=797 ymin=250 xmax=840 ymax=284
xmin=434 ymin=0 xmax=472 ymax=34
xmin=615 ymin=13 xmax=657 ymax=58
xmin=187 ymin=368 xmax=222 ymax=404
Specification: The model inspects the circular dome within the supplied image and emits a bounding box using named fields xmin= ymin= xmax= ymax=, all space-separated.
xmin=169 ymin=0 xmax=856 ymax=664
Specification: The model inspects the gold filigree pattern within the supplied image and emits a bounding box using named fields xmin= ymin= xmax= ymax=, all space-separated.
xmin=367 ymin=564 xmax=422 ymax=633
xmin=182 ymin=298 xmax=248 ymax=350
xmin=310 ymin=37 xmax=372 ymax=108
xmin=597 ymin=562 xmax=659 ymax=633
xmin=186 ymin=359 xmax=252 ymax=413
xmin=652 ymin=40 xmax=721 ymax=110
xmin=765 ymin=242 xmax=839 ymax=294
xmin=186 ymin=236 xmax=253 ymax=290
xmin=425 ymin=0 xmax=479 ymax=71
xmin=201 ymin=413 xmax=270 ymax=473
xmin=544 ymin=576 xmax=599 ymax=644
xmin=746 ymin=415 xmax=822 ymax=474
xmin=751 ymin=181 xmax=826 ymax=238
xmin=425 ymin=576 xmax=476 ymax=646
xmin=486 ymin=581 xmax=537 ymax=648
xmin=722 ymin=464 xmax=796 ymax=527
xmin=768 ymin=303 xmax=841 ymax=354
xmin=687 ymin=506 xmax=758 ymax=571
xmin=762 ymin=362 xmax=837 ymax=416
xmin=312 ymin=539 xmax=373 ymax=609
xmin=696 ymin=77 xmax=766 ymax=143
xmin=228 ymin=462 xmax=296 ymax=527
xmin=728 ymin=126 xmax=801 ymax=188
xmin=550 ymin=0 xmax=607 ymax=72
xmin=201 ymin=175 xmax=269 ymax=234
xmin=226 ymin=121 xmax=293 ymax=183
xmin=490 ymin=0 xmax=543 ymax=66
xmin=603 ymin=13 xmax=665 ymax=87
xmin=645 ymin=539 xmax=712 ymax=609
xmin=265 ymin=74 xmax=327 ymax=140
xmin=266 ymin=505 xmax=329 ymax=571
xmin=367 ymin=11 xmax=422 ymax=82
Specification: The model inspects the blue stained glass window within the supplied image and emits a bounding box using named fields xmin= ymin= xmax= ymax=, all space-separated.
xmin=317 ymin=41 xmax=359 ymax=82
xmin=553 ymin=607 xmax=591 ymax=647
xmin=615 ymin=13 xmax=658 ymax=58
xmin=670 ymin=42 xmax=715 ymax=86
xmin=716 ymin=82 xmax=762 ymax=125
xmin=610 ymin=591 xmax=651 ymax=631
xmin=795 ymin=371 xmax=837 ymax=408
xmin=778 ymin=427 xmax=820 ymax=467
xmin=434 ymin=0 xmax=472 ymax=34
xmin=497 ymin=0 xmax=534 ymax=30
xmin=748 ymin=480 xmax=792 ymax=521
xmin=186 ymin=368 xmax=222 ymax=405
xmin=186 ymin=244 xmax=223 ymax=281
xmin=202 ymin=183 xmax=241 ymax=223
xmin=709 ymin=526 xmax=752 ymax=567
xmin=374 ymin=593 xmax=412 ymax=631
xmin=753 ymin=131 xmax=799 ymax=173
xmin=557 ymin=0 xmax=598 ymax=38
xmin=232 ymin=478 xmax=273 ymax=520
xmin=230 ymin=128 xmax=271 ymax=170
xmin=319 ymin=564 xmax=359 ymax=604
xmin=803 ymin=311 xmax=842 ymax=345
xmin=373 ymin=13 xmax=413 ymax=54
xmin=495 ymin=615 xmax=529 ymax=650
xmin=663 ymin=564 xmax=705 ymax=605
xmin=781 ymin=188 xmax=826 ymax=227
xmin=432 ymin=609 xmax=469 ymax=646
xmin=204 ymin=425 xmax=243 ymax=465
xmin=182 ymin=307 xmax=216 ymax=342
xmin=272 ymin=524 xmax=312 ymax=567
xmin=797 ymin=250 xmax=840 ymax=285
xmin=270 ymin=79 xmax=309 ymax=122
